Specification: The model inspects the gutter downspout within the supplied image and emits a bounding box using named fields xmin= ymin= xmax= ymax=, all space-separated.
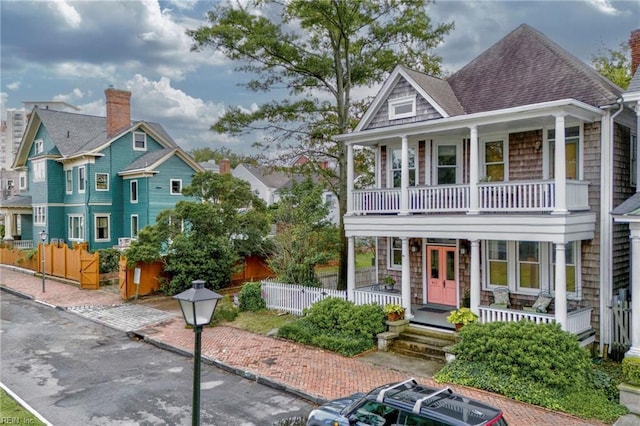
xmin=600 ymin=99 xmax=624 ymax=356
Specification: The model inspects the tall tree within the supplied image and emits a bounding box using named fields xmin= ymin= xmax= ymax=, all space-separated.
xmin=269 ymin=177 xmax=339 ymax=286
xmin=592 ymin=42 xmax=632 ymax=90
xmin=189 ymin=0 xmax=453 ymax=289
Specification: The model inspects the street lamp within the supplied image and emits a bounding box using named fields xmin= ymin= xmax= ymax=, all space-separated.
xmin=39 ymin=230 xmax=47 ymax=293
xmin=174 ymin=280 xmax=222 ymax=426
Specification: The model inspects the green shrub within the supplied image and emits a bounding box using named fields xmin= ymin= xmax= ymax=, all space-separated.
xmin=277 ymin=297 xmax=385 ymax=356
xmin=434 ymin=320 xmax=629 ymax=423
xmin=238 ymin=282 xmax=266 ymax=312
xmin=97 ymin=248 xmax=121 ymax=274
xmin=452 ymin=320 xmax=591 ymax=391
xmin=213 ymin=295 xmax=239 ymax=323
xmin=622 ymin=356 xmax=640 ymax=385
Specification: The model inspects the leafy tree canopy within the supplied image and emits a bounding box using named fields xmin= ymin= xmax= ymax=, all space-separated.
xmin=190 ymin=146 xmax=257 ymax=168
xmin=189 ymin=0 xmax=453 ymax=289
xmin=124 ymin=172 xmax=271 ymax=293
xmin=592 ymin=42 xmax=631 ymax=90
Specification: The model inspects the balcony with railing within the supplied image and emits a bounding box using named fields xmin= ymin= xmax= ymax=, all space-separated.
xmin=351 ymin=180 xmax=590 ymax=215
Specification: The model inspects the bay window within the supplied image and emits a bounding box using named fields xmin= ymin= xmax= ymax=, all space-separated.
xmin=68 ymin=215 xmax=85 ymax=241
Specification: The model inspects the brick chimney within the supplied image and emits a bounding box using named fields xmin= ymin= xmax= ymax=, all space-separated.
xmin=105 ymin=87 xmax=131 ymax=138
xmin=219 ymin=158 xmax=231 ymax=174
xmin=631 ymin=29 xmax=640 ymax=77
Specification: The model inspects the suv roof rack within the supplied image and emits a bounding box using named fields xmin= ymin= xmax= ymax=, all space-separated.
xmin=412 ymin=387 xmax=452 ymax=414
xmin=375 ymin=378 xmax=417 ymax=403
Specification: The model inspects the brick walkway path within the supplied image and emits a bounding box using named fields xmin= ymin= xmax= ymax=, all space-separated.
xmin=0 ymin=266 xmax=607 ymax=426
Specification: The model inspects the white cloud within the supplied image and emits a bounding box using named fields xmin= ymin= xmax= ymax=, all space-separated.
xmin=52 ymin=62 xmax=118 ymax=81
xmin=52 ymin=88 xmax=85 ymax=104
xmin=7 ymin=82 xmax=21 ymax=91
xmin=48 ymin=0 xmax=82 ymax=28
xmin=586 ymin=0 xmax=621 ymax=15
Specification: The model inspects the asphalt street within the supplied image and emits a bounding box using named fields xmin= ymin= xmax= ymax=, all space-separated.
xmin=0 ymin=292 xmax=313 ymax=425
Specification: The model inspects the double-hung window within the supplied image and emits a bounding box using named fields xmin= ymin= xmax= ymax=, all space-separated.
xmin=170 ymin=179 xmax=182 ymax=195
xmin=548 ymin=126 xmax=581 ymax=179
xmin=32 ymin=160 xmax=45 ymax=182
xmin=517 ymin=241 xmax=540 ymax=291
xmin=133 ymin=132 xmax=147 ymax=151
xmin=131 ymin=215 xmax=139 ymax=239
xmin=94 ymin=214 xmax=110 ymax=241
xmin=68 ymin=215 xmax=85 ymax=241
xmin=78 ymin=166 xmax=86 ymax=193
xmin=389 ymin=146 xmax=416 ymax=188
xmin=35 ymin=139 xmax=44 ymax=154
xmin=483 ymin=139 xmax=506 ymax=181
xmin=96 ymin=173 xmax=109 ymax=191
xmin=65 ymin=170 xmax=73 ymax=193
xmin=130 ymin=180 xmax=138 ymax=203
xmin=487 ymin=240 xmax=508 ymax=287
xmin=551 ymin=242 xmax=579 ymax=297
xmin=34 ymin=206 xmax=46 ymax=225
xmin=388 ymin=237 xmax=402 ymax=270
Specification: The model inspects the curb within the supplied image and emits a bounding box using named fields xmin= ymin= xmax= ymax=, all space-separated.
xmin=0 ymin=381 xmax=53 ymax=426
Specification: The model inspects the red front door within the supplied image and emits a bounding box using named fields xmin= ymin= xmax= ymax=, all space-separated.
xmin=427 ymin=246 xmax=457 ymax=306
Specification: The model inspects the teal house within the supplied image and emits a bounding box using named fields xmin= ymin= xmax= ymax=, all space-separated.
xmin=4 ymin=88 xmax=204 ymax=251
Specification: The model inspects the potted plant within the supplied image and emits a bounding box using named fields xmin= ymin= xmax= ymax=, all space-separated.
xmin=383 ymin=303 xmax=405 ymax=321
xmin=446 ymin=307 xmax=478 ymax=331
xmin=382 ymin=275 xmax=396 ymax=290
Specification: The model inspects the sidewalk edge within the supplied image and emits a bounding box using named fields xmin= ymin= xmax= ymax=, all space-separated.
xmin=137 ymin=332 xmax=327 ymax=406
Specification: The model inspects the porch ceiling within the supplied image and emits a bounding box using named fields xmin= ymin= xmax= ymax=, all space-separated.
xmin=344 ymin=212 xmax=596 ymax=243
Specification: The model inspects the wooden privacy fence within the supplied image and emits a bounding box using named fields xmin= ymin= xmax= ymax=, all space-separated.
xmin=316 ymin=267 xmax=376 ymax=289
xmin=0 ymin=243 xmax=99 ymax=290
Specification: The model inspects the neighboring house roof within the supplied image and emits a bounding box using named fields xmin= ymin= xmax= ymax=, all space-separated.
xmin=448 ymin=24 xmax=622 ymax=113
xmin=241 ymin=165 xmax=292 ymax=189
xmin=0 ymin=195 xmax=32 ymax=209
xmin=623 ymin=67 xmax=640 ymax=103
xmin=612 ymin=193 xmax=640 ymax=217
xmin=13 ymin=108 xmax=181 ymax=168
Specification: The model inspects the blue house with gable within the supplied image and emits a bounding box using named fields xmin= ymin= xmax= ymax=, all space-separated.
xmin=3 ymin=88 xmax=203 ymax=251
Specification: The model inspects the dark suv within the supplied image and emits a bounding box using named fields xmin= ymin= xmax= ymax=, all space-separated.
xmin=306 ymin=378 xmax=508 ymax=426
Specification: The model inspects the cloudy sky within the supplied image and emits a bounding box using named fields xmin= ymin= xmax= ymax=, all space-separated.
xmin=1 ymin=0 xmax=638 ymax=155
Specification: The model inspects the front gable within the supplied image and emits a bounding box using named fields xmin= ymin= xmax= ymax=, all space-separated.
xmin=356 ymin=66 xmax=462 ymax=132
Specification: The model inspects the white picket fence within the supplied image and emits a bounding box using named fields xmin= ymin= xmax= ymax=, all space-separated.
xmin=261 ymin=280 xmax=402 ymax=316
xmin=261 ymin=280 xmax=347 ymax=315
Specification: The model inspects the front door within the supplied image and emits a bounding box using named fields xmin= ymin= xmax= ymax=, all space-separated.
xmin=427 ymin=246 xmax=457 ymax=306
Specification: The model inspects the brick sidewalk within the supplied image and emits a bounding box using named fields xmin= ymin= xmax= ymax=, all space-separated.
xmin=0 ymin=266 xmax=606 ymax=426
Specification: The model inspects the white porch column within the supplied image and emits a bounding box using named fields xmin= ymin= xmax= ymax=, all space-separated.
xmin=400 ymin=136 xmax=410 ymax=215
xmin=627 ymin=226 xmax=640 ymax=357
xmin=553 ymin=114 xmax=568 ymax=214
xmin=3 ymin=213 xmax=14 ymax=241
xmin=346 ymin=143 xmax=354 ymax=215
xmin=401 ymin=236 xmax=412 ymax=318
xmin=347 ymin=236 xmax=355 ymax=301
xmin=554 ymin=243 xmax=568 ymax=331
xmin=468 ymin=126 xmax=479 ymax=214
xmin=470 ymin=239 xmax=480 ymax=314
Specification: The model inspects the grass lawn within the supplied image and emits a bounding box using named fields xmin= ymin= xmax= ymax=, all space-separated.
xmin=222 ymin=309 xmax=297 ymax=334
xmin=316 ymin=252 xmax=374 ymax=272
xmin=0 ymin=388 xmax=45 ymax=425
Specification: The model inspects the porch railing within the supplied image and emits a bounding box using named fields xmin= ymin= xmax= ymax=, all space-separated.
xmin=478 ymin=306 xmax=593 ymax=335
xmin=351 ymin=179 xmax=589 ymax=214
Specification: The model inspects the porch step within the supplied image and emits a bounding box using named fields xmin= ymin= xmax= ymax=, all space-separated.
xmin=391 ymin=326 xmax=457 ymax=363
